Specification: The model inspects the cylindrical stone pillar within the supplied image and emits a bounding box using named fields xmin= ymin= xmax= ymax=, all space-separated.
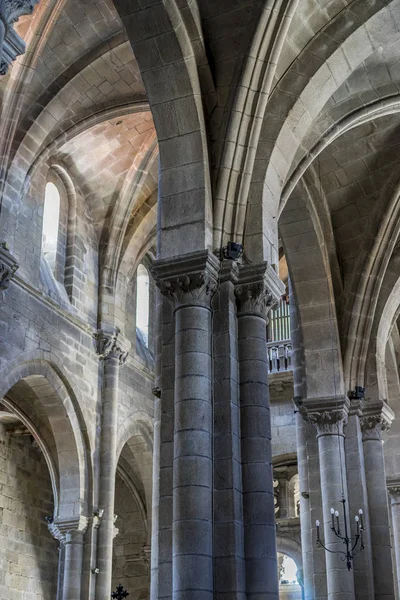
xmin=96 ymin=329 xmax=129 ymax=599
xmin=388 ymin=482 xmax=400 ymax=598
xmin=150 ymin=289 xmax=162 ymax=600
xmin=235 ymin=263 xmax=284 ymax=599
xmin=153 ymin=251 xmax=219 ymax=600
xmin=63 ymin=531 xmax=85 ymax=600
xmin=361 ymin=402 xmax=395 ymax=600
xmin=310 ymin=404 xmax=355 ymax=600
xmin=173 ymin=296 xmax=213 ymax=599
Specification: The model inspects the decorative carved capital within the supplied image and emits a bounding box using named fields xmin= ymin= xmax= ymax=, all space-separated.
xmin=309 ymin=409 xmax=348 ymax=437
xmin=47 ymin=515 xmax=88 ymax=546
xmin=152 ymin=250 xmax=220 ymax=309
xmin=96 ymin=327 xmax=130 ymax=365
xmin=0 ymin=242 xmax=18 ymax=290
xmin=235 ymin=262 xmax=284 ymax=319
xmin=360 ymin=400 xmax=394 ymax=442
xmin=301 ymin=396 xmax=349 ymax=437
xmin=387 ymin=479 xmax=400 ymax=505
xmin=0 ymin=0 xmax=39 ymax=75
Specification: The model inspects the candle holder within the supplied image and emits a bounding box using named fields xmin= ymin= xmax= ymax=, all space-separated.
xmin=315 ymin=498 xmax=365 ymax=571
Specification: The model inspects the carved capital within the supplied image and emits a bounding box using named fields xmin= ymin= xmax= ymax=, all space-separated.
xmin=96 ymin=327 xmax=130 ymax=365
xmin=0 ymin=0 xmax=39 ymax=75
xmin=302 ymin=396 xmax=349 ymax=437
xmin=0 ymin=242 xmax=18 ymax=290
xmin=387 ymin=478 xmax=400 ymax=505
xmin=0 ymin=0 xmax=39 ymax=24
xmin=360 ymin=400 xmax=394 ymax=442
xmin=152 ymin=250 xmax=220 ymax=309
xmin=235 ymin=262 xmax=284 ymax=319
xmin=47 ymin=515 xmax=88 ymax=546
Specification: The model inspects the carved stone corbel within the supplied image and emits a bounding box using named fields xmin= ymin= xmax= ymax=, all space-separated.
xmin=96 ymin=327 xmax=130 ymax=366
xmin=0 ymin=242 xmax=18 ymax=290
xmin=0 ymin=0 xmax=39 ymax=74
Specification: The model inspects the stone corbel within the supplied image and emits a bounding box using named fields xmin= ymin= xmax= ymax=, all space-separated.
xmin=152 ymin=250 xmax=220 ymax=309
xmin=0 ymin=0 xmax=39 ymax=74
xmin=303 ymin=396 xmax=350 ymax=438
xmin=387 ymin=477 xmax=400 ymax=506
xmin=96 ymin=326 xmax=130 ymax=366
xmin=234 ymin=261 xmax=284 ymax=319
xmin=360 ymin=399 xmax=394 ymax=441
xmin=0 ymin=242 xmax=18 ymax=290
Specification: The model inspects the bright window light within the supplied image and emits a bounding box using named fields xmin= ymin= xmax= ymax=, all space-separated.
xmin=42 ymin=182 xmax=60 ymax=255
xmin=136 ymin=264 xmax=149 ymax=346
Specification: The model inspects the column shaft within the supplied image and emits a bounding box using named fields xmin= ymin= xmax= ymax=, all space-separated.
xmin=238 ymin=311 xmax=278 ymax=600
xmin=63 ymin=532 xmax=84 ymax=600
xmin=213 ymin=262 xmax=245 ymax=599
xmin=96 ymin=355 xmax=119 ymax=597
xmin=388 ymin=485 xmax=400 ymax=599
xmin=362 ymin=409 xmax=395 ymax=600
xmin=173 ymin=303 xmax=213 ymax=600
xmin=345 ymin=411 xmax=374 ymax=600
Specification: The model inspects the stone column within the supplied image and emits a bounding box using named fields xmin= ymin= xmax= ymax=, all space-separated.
xmin=307 ymin=398 xmax=355 ymax=600
xmin=48 ymin=516 xmax=88 ymax=600
xmin=387 ymin=479 xmax=400 ymax=598
xmin=212 ymin=259 xmax=245 ymax=599
xmin=153 ymin=250 xmax=219 ymax=600
xmin=235 ymin=261 xmax=284 ymax=600
xmin=345 ymin=398 xmax=374 ymax=600
xmin=361 ymin=400 xmax=395 ymax=600
xmin=95 ymin=328 xmax=129 ymax=599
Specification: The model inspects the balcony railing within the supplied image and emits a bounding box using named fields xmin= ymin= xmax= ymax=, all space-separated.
xmin=267 ymin=340 xmax=292 ymax=373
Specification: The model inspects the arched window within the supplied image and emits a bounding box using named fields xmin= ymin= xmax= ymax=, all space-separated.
xmin=136 ymin=264 xmax=150 ymax=346
xmin=42 ymin=181 xmax=61 ymax=269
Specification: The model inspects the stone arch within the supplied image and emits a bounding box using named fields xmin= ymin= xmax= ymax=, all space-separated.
xmin=238 ymin=2 xmax=400 ymax=264
xmin=113 ymin=0 xmax=213 ymax=258
xmin=276 ymin=537 xmax=303 ymax=571
xmin=281 ymin=180 xmax=345 ymax=400
xmin=0 ymin=353 xmax=90 ymax=519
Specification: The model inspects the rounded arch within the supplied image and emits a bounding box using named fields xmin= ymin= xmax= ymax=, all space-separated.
xmin=0 ymin=352 xmax=91 ymax=518
xmin=276 ymin=537 xmax=303 ymax=570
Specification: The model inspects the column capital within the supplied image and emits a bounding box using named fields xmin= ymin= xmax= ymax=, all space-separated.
xmin=0 ymin=242 xmax=18 ymax=290
xmin=234 ymin=261 xmax=284 ymax=319
xmin=302 ymin=396 xmax=349 ymax=437
xmin=96 ymin=327 xmax=130 ymax=365
xmin=47 ymin=515 xmax=89 ymax=545
xmin=360 ymin=400 xmax=394 ymax=441
xmin=0 ymin=0 xmax=39 ymax=74
xmin=0 ymin=0 xmax=38 ymax=24
xmin=387 ymin=478 xmax=400 ymax=505
xmin=152 ymin=250 xmax=220 ymax=309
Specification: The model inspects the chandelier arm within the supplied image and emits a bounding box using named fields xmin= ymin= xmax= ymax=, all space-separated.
xmin=351 ymin=535 xmax=361 ymax=553
xmin=317 ymin=540 xmax=348 ymax=557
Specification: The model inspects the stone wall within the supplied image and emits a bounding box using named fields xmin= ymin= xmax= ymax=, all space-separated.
xmin=0 ymin=425 xmax=58 ymax=599
xmin=270 ymin=372 xmax=296 ymax=459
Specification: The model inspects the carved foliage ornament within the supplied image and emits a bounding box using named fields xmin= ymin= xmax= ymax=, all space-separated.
xmin=96 ymin=328 xmax=129 ymax=365
xmin=157 ymin=271 xmax=218 ymax=308
xmin=360 ymin=414 xmax=390 ymax=440
xmin=308 ymin=409 xmax=348 ymax=436
xmin=0 ymin=0 xmax=39 ymax=24
xmin=235 ymin=280 xmax=277 ymax=318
